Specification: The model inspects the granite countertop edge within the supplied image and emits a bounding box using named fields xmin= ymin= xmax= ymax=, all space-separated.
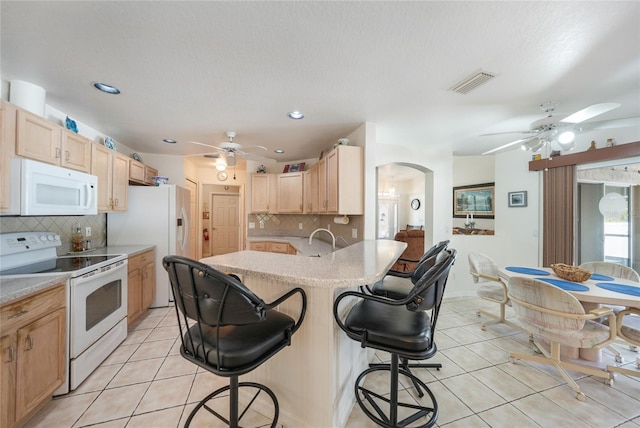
xmin=0 ymin=274 xmax=71 ymax=306
xmin=201 ymin=240 xmax=407 ymax=288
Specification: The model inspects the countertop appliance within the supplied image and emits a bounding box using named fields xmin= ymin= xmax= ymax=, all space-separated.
xmin=107 ymin=184 xmax=191 ymax=307
xmin=0 ymin=231 xmax=127 ymax=395
xmin=1 ymin=159 xmax=98 ymax=216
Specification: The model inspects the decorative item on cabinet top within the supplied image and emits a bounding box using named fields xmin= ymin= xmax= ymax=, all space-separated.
xmin=104 ymin=137 xmax=116 ymax=150
xmin=257 ymin=164 xmax=267 ymax=173
xmin=65 ymin=116 xmax=78 ymax=133
xmin=131 ymin=153 xmax=143 ymax=162
xmin=283 ymin=162 xmax=305 ymax=173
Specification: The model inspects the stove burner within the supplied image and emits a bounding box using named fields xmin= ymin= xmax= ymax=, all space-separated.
xmin=1 ymin=255 xmax=121 ymax=275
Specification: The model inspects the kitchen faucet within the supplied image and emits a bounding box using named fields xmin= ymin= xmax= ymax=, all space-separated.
xmin=309 ymin=228 xmax=336 ymax=252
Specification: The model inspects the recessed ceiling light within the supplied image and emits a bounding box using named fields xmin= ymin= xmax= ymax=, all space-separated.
xmin=274 ymin=149 xmax=285 ymax=154
xmin=93 ymin=82 xmax=120 ymax=94
xmin=163 ymin=138 xmax=177 ymax=144
xmin=288 ymin=111 xmax=304 ymax=120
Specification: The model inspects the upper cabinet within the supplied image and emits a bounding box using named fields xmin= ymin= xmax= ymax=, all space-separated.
xmin=277 ymin=172 xmax=304 ymax=213
xmin=129 ymin=159 xmax=158 ymax=186
xmin=251 ymin=173 xmax=277 ymax=213
xmin=317 ymin=145 xmax=363 ymax=215
xmin=91 ymin=143 xmax=129 ymax=212
xmin=16 ymin=109 xmax=91 ymax=173
xmin=0 ymin=101 xmax=18 ymax=213
xmin=249 ymin=146 xmax=363 ymax=215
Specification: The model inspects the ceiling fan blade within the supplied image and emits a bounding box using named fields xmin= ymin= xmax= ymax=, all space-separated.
xmin=187 ymin=140 xmax=225 ymax=151
xmin=480 ymin=130 xmax=534 ymax=137
xmin=237 ymin=150 xmax=272 ymax=162
xmin=183 ymin=152 xmax=221 ymax=158
xmin=577 ymin=116 xmax=640 ymax=131
xmin=238 ymin=145 xmax=268 ymax=153
xmin=560 ymin=103 xmax=620 ymax=124
xmin=482 ymin=135 xmax=539 ymax=155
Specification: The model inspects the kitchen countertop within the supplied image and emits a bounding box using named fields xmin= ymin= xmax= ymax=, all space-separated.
xmin=201 ymin=239 xmax=407 ymax=288
xmin=77 ymin=245 xmax=155 ymax=258
xmin=0 ymin=274 xmax=70 ymax=305
xmin=247 ymin=236 xmax=337 ymax=256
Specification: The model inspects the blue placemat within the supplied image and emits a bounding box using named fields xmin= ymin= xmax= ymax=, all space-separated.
xmin=595 ymin=282 xmax=640 ymax=296
xmin=535 ymin=277 xmax=589 ymax=292
xmin=589 ymin=273 xmax=614 ymax=281
xmin=506 ymin=266 xmax=551 ymax=276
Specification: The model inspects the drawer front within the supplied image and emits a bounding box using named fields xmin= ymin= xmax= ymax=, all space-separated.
xmin=249 ymin=242 xmax=267 ymax=251
xmin=128 ymin=250 xmax=153 ymax=272
xmin=1 ymin=284 xmax=65 ymax=333
xmin=268 ymin=242 xmax=290 ymax=254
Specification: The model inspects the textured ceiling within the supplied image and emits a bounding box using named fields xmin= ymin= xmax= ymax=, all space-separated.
xmin=1 ymin=1 xmax=639 ymax=163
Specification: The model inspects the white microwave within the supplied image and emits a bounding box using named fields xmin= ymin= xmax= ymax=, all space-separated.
xmin=15 ymin=159 xmax=98 ymax=216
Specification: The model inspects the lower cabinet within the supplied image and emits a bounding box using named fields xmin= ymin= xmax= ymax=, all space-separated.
xmin=249 ymin=241 xmax=297 ymax=255
xmin=1 ymin=284 xmax=66 ymax=428
xmin=127 ymin=249 xmax=155 ymax=325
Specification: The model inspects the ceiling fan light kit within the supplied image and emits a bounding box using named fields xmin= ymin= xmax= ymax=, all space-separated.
xmin=483 ymin=101 xmax=627 ymax=155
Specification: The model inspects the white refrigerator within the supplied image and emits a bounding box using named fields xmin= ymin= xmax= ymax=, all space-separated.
xmin=108 ymin=184 xmax=191 ymax=308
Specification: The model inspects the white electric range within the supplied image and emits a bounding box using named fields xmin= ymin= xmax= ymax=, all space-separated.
xmin=0 ymin=231 xmax=128 ymax=395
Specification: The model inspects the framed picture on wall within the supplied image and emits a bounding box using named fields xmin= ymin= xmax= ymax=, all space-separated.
xmin=508 ymin=191 xmax=527 ymax=207
xmin=453 ymin=182 xmax=495 ymax=218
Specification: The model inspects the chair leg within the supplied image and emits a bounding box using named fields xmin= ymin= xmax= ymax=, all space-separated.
xmin=356 ymin=354 xmax=438 ymax=427
xmin=477 ymin=303 xmax=530 ymax=337
xmin=370 ymin=357 xmax=442 ymax=398
xmin=509 ymin=341 xmax=614 ymax=401
xmin=185 ymin=375 xmax=279 ymax=428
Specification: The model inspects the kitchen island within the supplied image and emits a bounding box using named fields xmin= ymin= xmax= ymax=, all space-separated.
xmin=200 ymin=239 xmax=407 ymax=428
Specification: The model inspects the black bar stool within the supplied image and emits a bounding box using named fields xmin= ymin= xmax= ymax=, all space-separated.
xmin=163 ymin=255 xmax=306 ymax=427
xmin=334 ymin=249 xmax=456 ymax=427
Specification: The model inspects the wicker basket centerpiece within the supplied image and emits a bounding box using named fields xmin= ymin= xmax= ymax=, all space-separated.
xmin=550 ymin=263 xmax=592 ymax=282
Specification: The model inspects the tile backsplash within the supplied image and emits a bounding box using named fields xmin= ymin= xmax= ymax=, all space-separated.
xmin=0 ymin=214 xmax=106 ymax=255
xmin=247 ymin=214 xmax=363 ymax=247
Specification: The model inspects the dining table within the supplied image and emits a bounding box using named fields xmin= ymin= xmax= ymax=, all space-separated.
xmin=498 ymin=265 xmax=640 ymax=363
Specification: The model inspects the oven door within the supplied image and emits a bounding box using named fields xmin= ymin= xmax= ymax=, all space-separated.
xmin=70 ymin=259 xmax=127 ymax=358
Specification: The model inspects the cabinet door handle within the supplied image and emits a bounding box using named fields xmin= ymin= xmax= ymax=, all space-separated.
xmin=25 ymin=335 xmax=33 ymax=351
xmin=65 ymin=150 xmax=70 ymax=161
xmin=6 ymin=346 xmax=15 ymax=363
xmin=114 ymin=199 xmax=119 ymax=207
xmin=55 ymin=147 xmax=61 ymax=159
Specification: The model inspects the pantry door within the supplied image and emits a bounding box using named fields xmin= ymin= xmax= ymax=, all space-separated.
xmin=211 ymin=194 xmax=240 ymax=255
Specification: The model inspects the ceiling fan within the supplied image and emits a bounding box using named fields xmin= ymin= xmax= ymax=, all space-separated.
xmin=187 ymin=131 xmax=270 ymax=166
xmin=482 ymin=102 xmax=622 ymax=155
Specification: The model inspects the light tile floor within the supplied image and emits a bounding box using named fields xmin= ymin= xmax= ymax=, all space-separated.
xmin=26 ymin=297 xmax=640 ymax=427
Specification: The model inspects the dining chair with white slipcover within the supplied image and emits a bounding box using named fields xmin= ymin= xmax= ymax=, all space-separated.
xmin=468 ymin=252 xmax=526 ymax=333
xmin=507 ymin=276 xmax=616 ymax=401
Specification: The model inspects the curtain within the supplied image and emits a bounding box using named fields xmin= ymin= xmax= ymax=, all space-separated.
xmin=543 ymin=165 xmax=576 ymax=266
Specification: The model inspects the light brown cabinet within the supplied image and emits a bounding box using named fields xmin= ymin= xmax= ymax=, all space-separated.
xmin=316 ymin=145 xmax=363 ymax=215
xmin=0 ymin=101 xmax=18 ymax=213
xmin=111 ymin=151 xmax=130 ymax=212
xmin=277 ymin=172 xmax=304 ymax=213
xmin=15 ymin=108 xmax=91 ymax=173
xmin=249 ymin=241 xmax=297 ymax=255
xmin=91 ymin=144 xmax=129 ymax=212
xmin=303 ymin=164 xmax=318 ymax=214
xmin=251 ymin=173 xmax=277 ymax=213
xmin=1 ymin=284 xmax=66 ymax=428
xmin=129 ymin=159 xmax=158 ymax=186
xmin=127 ymin=249 xmax=155 ymax=325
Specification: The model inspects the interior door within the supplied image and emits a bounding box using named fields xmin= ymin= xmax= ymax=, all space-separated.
xmin=211 ymin=194 xmax=240 ymax=256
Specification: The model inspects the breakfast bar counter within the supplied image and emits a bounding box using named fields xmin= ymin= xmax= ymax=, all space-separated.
xmin=200 ymin=239 xmax=406 ymax=428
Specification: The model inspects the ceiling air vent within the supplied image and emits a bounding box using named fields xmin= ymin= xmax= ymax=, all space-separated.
xmin=450 ymin=71 xmax=495 ymax=94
